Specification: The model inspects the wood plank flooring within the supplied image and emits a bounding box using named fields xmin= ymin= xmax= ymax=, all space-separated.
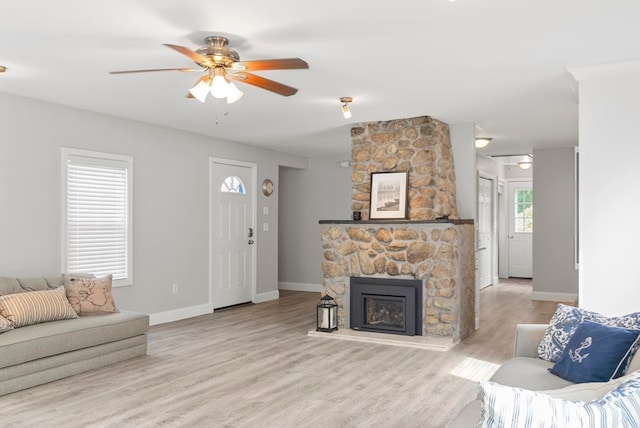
xmin=0 ymin=279 xmax=563 ymax=428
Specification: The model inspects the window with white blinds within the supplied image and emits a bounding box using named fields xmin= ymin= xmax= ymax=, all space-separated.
xmin=63 ymin=149 xmax=133 ymax=287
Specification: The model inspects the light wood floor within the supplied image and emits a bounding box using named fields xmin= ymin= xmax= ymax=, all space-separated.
xmin=0 ymin=279 xmax=563 ymax=428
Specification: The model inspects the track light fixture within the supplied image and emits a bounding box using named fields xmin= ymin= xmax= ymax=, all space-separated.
xmin=340 ymin=97 xmax=353 ymax=119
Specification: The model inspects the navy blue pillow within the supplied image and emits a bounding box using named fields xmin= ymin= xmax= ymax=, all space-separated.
xmin=549 ymin=320 xmax=640 ymax=383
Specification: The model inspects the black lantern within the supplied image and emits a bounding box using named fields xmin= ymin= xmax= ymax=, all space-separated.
xmin=316 ymin=294 xmax=338 ymax=332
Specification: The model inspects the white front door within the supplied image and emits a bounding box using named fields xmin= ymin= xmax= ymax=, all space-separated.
xmin=477 ymin=177 xmax=493 ymax=289
xmin=508 ymin=181 xmax=533 ymax=278
xmin=210 ymin=160 xmax=255 ymax=309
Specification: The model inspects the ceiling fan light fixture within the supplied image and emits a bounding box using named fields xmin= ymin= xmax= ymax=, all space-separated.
xmin=475 ymin=137 xmax=492 ymax=149
xmin=210 ymin=69 xmax=230 ymax=99
xmin=340 ymin=97 xmax=353 ymax=119
xmin=189 ymin=79 xmax=212 ymax=103
xmin=225 ymin=81 xmax=244 ymax=104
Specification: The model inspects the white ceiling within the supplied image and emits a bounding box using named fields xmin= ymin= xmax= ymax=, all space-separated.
xmin=1 ymin=1 xmax=639 ymax=158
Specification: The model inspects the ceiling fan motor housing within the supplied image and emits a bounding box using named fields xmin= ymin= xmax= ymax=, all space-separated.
xmin=195 ymin=36 xmax=240 ymax=68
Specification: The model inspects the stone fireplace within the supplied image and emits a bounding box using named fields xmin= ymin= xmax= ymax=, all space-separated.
xmin=320 ymin=220 xmax=475 ymax=343
xmin=318 ymin=115 xmax=475 ymax=345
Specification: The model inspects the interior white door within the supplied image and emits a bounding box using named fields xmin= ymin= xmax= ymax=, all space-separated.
xmin=211 ymin=161 xmax=255 ymax=309
xmin=508 ymin=181 xmax=533 ymax=278
xmin=477 ymin=177 xmax=493 ymax=289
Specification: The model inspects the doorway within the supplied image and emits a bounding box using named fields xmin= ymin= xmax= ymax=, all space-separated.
xmin=477 ymin=176 xmax=494 ymax=289
xmin=210 ymin=159 xmax=256 ymax=309
xmin=507 ymin=181 xmax=533 ymax=278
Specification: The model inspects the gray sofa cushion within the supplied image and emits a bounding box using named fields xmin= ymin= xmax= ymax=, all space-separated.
xmin=0 ymin=310 xmax=149 ymax=369
xmin=447 ymin=399 xmax=481 ymax=428
xmin=489 ymin=356 xmax=574 ymax=391
xmin=0 ymin=336 xmax=147 ymax=395
xmin=0 ymin=276 xmax=65 ymax=294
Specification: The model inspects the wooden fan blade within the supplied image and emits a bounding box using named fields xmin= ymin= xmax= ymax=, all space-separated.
xmin=233 ymin=58 xmax=309 ymax=71
xmin=164 ymin=43 xmax=213 ymax=67
xmin=231 ymin=72 xmax=298 ymax=96
xmin=109 ymin=68 xmax=198 ymax=74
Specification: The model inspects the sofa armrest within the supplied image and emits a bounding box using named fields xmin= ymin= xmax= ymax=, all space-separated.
xmin=514 ymin=324 xmax=548 ymax=358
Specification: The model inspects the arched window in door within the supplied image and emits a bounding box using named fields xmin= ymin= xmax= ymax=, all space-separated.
xmin=220 ymin=175 xmax=246 ymax=194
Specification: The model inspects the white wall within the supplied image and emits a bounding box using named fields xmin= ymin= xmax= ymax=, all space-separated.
xmin=532 ymin=147 xmax=578 ymax=302
xmin=569 ymin=60 xmax=640 ymax=316
xmin=0 ymin=93 xmax=307 ymax=323
xmin=450 ymin=123 xmax=477 ymax=220
xmin=278 ymin=154 xmax=352 ymax=291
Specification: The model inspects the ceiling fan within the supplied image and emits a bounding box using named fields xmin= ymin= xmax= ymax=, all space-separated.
xmin=110 ymin=36 xmax=309 ymax=103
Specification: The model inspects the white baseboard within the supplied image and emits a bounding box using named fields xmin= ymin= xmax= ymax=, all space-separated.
xmin=149 ymin=303 xmax=211 ymax=326
xmin=531 ymin=291 xmax=578 ymax=304
xmin=254 ymin=290 xmax=279 ymax=303
xmin=278 ymin=281 xmax=322 ymax=292
xmin=149 ymin=290 xmax=281 ymax=325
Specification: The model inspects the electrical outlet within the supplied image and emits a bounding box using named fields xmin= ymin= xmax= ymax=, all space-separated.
xmin=172 ymin=283 xmax=179 ymax=294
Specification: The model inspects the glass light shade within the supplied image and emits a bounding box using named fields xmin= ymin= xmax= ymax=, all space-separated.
xmin=225 ymin=82 xmax=244 ymax=104
xmin=189 ymin=80 xmax=211 ymax=103
xmin=210 ymin=74 xmax=230 ymax=99
xmin=342 ymin=104 xmax=352 ymax=119
xmin=518 ymin=161 xmax=533 ymax=170
xmin=475 ymin=137 xmax=492 ymax=148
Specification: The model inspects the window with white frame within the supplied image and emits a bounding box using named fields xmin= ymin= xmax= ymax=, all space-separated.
xmin=63 ymin=148 xmax=133 ymax=287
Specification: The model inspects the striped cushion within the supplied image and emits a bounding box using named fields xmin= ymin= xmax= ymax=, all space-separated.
xmin=478 ymin=381 xmax=629 ymax=427
xmin=605 ymin=370 xmax=640 ymax=426
xmin=0 ymin=286 xmax=78 ymax=327
xmin=0 ymin=314 xmax=13 ymax=333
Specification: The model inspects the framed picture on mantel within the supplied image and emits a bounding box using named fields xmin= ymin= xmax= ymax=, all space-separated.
xmin=369 ymin=171 xmax=409 ymax=220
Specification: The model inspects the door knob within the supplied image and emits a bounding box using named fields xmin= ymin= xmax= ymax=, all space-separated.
xmin=248 ymin=239 xmax=255 ymax=245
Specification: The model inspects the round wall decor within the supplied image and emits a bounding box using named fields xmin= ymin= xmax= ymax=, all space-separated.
xmin=262 ymin=178 xmax=274 ymax=196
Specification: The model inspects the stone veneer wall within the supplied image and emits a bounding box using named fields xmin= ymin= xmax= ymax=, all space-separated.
xmin=350 ymin=116 xmax=459 ymax=221
xmin=320 ymin=222 xmax=475 ymax=342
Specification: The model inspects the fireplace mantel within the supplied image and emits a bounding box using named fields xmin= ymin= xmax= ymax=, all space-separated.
xmin=319 ymin=219 xmax=474 ymax=225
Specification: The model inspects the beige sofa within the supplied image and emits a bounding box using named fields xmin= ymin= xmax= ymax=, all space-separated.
xmin=448 ymin=323 xmax=640 ymax=426
xmin=0 ymin=276 xmax=149 ymax=396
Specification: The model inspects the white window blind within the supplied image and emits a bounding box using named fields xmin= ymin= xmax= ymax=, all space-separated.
xmin=63 ymin=149 xmax=132 ymax=287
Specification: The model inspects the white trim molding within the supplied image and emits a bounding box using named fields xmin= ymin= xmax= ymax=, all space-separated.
xmin=149 ymin=304 xmax=211 ymax=326
xmin=531 ymin=291 xmax=578 ymax=305
xmin=254 ymin=290 xmax=279 ymax=303
xmin=278 ymin=282 xmax=322 ymax=293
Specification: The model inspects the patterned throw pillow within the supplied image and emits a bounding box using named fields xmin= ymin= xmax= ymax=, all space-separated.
xmin=538 ymin=304 xmax=640 ymax=363
xmin=0 ymin=314 xmax=13 ymax=333
xmin=0 ymin=286 xmax=78 ymax=327
xmin=478 ymin=374 xmax=640 ymax=428
xmin=64 ymin=274 xmax=118 ymax=315
xmin=549 ymin=321 xmax=640 ymax=383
